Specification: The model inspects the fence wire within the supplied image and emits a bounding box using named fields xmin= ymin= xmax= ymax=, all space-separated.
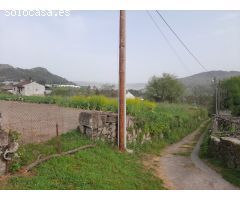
xmin=0 ymin=100 xmax=81 ymax=144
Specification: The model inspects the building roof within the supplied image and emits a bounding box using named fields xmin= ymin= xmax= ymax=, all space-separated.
xmin=14 ymin=81 xmax=33 ymax=88
xmin=126 ymin=91 xmax=135 ymax=99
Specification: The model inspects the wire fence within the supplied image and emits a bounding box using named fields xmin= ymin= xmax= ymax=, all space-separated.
xmin=0 ymin=100 xmax=81 ymax=144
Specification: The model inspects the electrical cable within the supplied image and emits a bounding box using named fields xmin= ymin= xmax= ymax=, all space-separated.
xmin=155 ymin=10 xmax=215 ymax=78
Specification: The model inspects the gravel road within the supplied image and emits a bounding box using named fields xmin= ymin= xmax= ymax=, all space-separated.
xmin=143 ymin=122 xmax=239 ymax=190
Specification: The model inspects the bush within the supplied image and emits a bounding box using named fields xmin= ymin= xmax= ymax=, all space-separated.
xmin=220 ymin=76 xmax=240 ymax=116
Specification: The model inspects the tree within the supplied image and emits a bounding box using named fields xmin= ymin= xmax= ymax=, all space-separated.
xmin=220 ymin=76 xmax=240 ymax=116
xmin=99 ymin=84 xmax=117 ymax=97
xmin=182 ymin=85 xmax=214 ymax=113
xmin=145 ymin=73 xmax=184 ymax=103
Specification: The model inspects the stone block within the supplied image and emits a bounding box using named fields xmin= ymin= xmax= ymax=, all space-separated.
xmin=79 ymin=110 xmax=152 ymax=145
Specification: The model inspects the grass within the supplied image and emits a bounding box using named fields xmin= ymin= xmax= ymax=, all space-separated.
xmin=222 ymin=168 xmax=240 ymax=187
xmin=199 ymin=125 xmax=211 ymax=159
xmin=199 ymin=125 xmax=240 ymax=188
xmin=0 ymin=93 xmax=208 ymax=189
xmin=0 ymin=131 xmax=164 ymax=190
xmin=205 ymin=159 xmax=240 ymax=188
xmin=0 ymin=92 xmax=208 ymax=143
xmin=1 ymin=111 xmax=208 ymax=190
xmin=129 ymin=105 xmax=208 ymax=155
xmin=1 ymin=117 xmax=208 ymax=190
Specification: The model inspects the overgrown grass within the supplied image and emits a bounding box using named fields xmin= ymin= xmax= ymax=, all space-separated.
xmin=0 ymin=93 xmax=208 ymax=189
xmin=199 ymin=123 xmax=211 ymax=159
xmin=199 ymin=126 xmax=240 ymax=188
xmin=0 ymin=131 xmax=164 ymax=190
xmin=129 ymin=103 xmax=208 ymax=154
xmin=0 ymin=93 xmax=208 ymax=142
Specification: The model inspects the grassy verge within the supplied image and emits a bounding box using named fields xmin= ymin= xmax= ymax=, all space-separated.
xmin=130 ymin=105 xmax=208 ymax=155
xmin=0 ymin=93 xmax=208 ymax=146
xmin=1 ymin=113 xmax=207 ymax=189
xmin=0 ymin=131 xmax=164 ymax=190
xmin=0 ymin=93 xmax=208 ymax=189
xmin=0 ymin=118 xmax=207 ymax=190
xmin=199 ymin=126 xmax=240 ymax=188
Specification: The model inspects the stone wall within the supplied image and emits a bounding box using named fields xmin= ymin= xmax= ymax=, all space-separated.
xmin=0 ymin=113 xmax=8 ymax=176
xmin=209 ymin=136 xmax=240 ymax=169
xmin=78 ymin=110 xmax=151 ymax=144
xmin=208 ymin=115 xmax=240 ymax=169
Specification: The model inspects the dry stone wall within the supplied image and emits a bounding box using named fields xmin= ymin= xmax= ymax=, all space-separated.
xmin=209 ymin=136 xmax=240 ymax=169
xmin=0 ymin=113 xmax=8 ymax=175
xmin=78 ymin=110 xmax=151 ymax=144
xmin=209 ymin=115 xmax=240 ymax=169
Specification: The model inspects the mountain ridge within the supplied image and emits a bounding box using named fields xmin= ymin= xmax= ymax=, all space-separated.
xmin=75 ymin=70 xmax=240 ymax=91
xmin=0 ymin=64 xmax=73 ymax=85
xmin=1 ymin=65 xmax=239 ymax=91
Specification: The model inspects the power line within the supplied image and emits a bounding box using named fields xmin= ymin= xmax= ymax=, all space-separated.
xmin=146 ymin=11 xmax=192 ymax=74
xmin=155 ymin=10 xmax=214 ymax=77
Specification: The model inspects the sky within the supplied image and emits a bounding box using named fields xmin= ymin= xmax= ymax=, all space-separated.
xmin=0 ymin=10 xmax=240 ymax=83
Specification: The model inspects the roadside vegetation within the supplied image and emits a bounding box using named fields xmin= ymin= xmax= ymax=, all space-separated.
xmin=219 ymin=76 xmax=240 ymax=116
xmin=0 ymin=92 xmax=207 ymax=146
xmin=0 ymin=73 xmax=209 ymax=189
xmin=145 ymin=73 xmax=184 ymax=103
xmin=1 ymin=103 xmax=206 ymax=190
xmin=0 ymin=95 xmax=207 ymax=189
xmin=199 ymin=128 xmax=240 ymax=188
xmin=0 ymin=131 xmax=164 ymax=190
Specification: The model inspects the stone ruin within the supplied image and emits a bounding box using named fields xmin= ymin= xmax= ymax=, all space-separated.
xmin=78 ymin=110 xmax=151 ymax=144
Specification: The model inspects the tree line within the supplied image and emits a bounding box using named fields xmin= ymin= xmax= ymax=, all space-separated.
xmin=44 ymin=73 xmax=240 ymax=116
xmin=219 ymin=76 xmax=240 ymax=116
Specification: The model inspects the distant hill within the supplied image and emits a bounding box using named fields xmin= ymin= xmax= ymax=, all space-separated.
xmin=75 ymin=71 xmax=240 ymax=93
xmin=0 ymin=64 xmax=73 ymax=85
xmin=126 ymin=71 xmax=240 ymax=92
xmin=179 ymin=70 xmax=240 ymax=94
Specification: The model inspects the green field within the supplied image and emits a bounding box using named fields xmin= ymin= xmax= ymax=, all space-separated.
xmin=0 ymin=93 xmax=208 ymax=189
xmin=0 ymin=131 xmax=164 ymax=190
xmin=0 ymin=93 xmax=207 ymax=143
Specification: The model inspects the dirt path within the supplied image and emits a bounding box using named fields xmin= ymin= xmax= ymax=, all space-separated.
xmin=143 ymin=122 xmax=238 ymax=190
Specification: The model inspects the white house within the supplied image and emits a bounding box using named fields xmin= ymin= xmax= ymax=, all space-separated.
xmin=126 ymin=91 xmax=135 ymax=99
xmin=12 ymin=81 xmax=45 ymax=96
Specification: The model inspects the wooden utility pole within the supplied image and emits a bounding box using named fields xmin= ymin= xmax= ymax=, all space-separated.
xmin=214 ymin=77 xmax=218 ymax=115
xmin=218 ymin=81 xmax=221 ymax=113
xmin=118 ymin=10 xmax=126 ymax=151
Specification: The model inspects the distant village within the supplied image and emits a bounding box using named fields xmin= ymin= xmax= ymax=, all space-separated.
xmin=0 ymin=79 xmax=137 ymax=99
xmin=0 ymin=80 xmax=81 ymax=96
